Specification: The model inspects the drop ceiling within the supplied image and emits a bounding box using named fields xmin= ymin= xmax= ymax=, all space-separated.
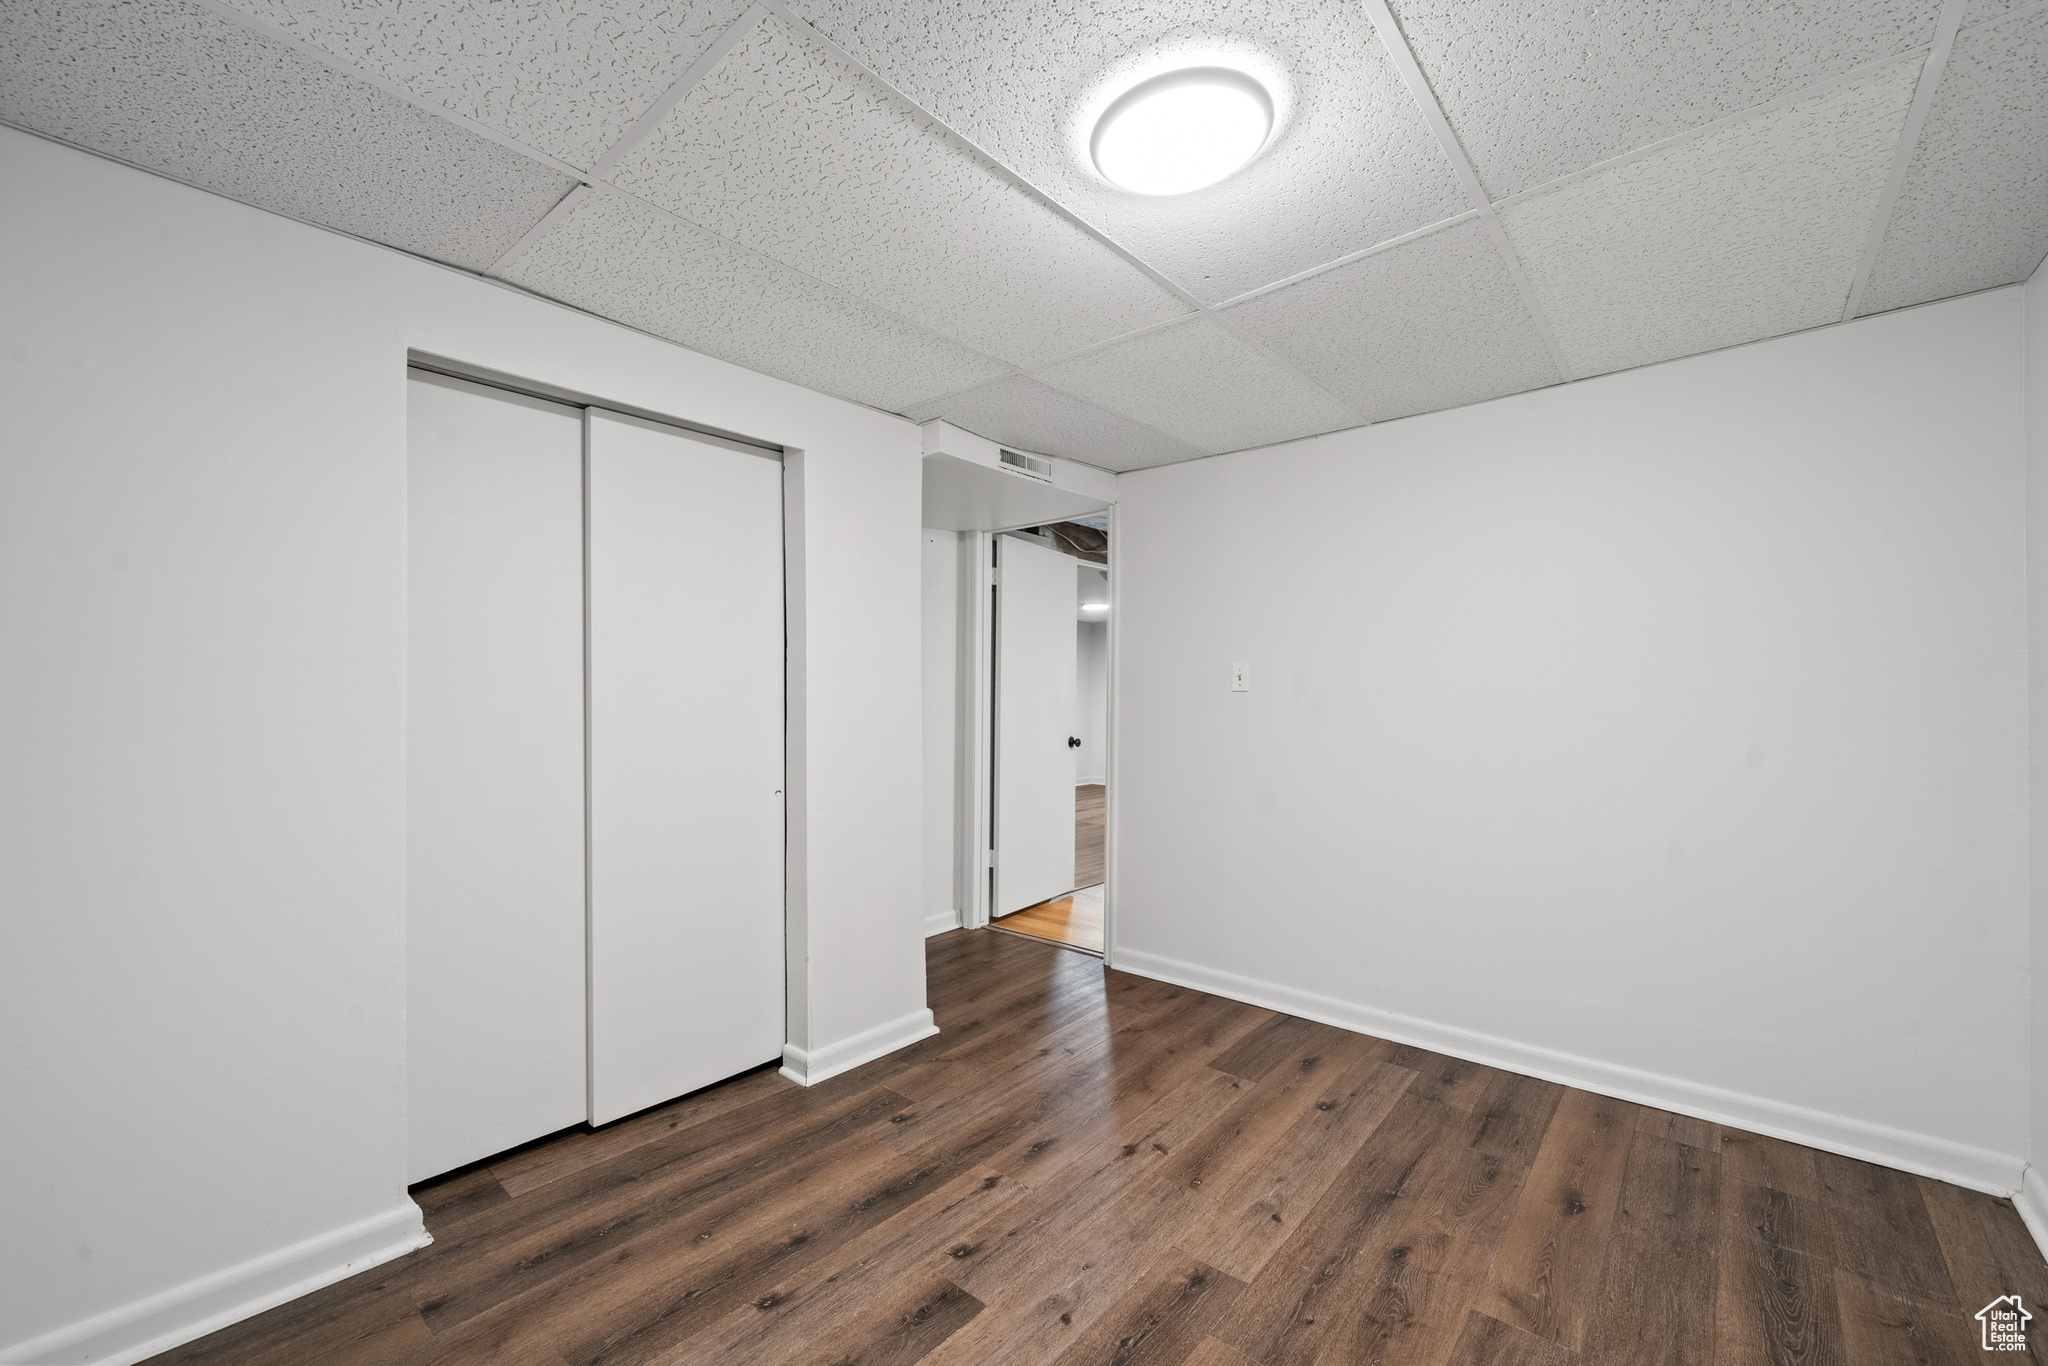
xmin=3 ymin=0 xmax=2043 ymax=472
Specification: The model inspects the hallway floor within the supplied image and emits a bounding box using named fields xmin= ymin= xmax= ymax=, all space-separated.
xmin=992 ymin=884 xmax=1102 ymax=955
xmin=992 ymin=783 xmax=1107 ymax=954
xmin=150 ymin=929 xmax=2046 ymax=1366
xmin=1074 ymin=782 xmax=1103 ymax=888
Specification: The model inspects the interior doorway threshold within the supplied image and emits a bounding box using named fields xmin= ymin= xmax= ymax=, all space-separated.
xmin=990 ymin=884 xmax=1103 ymax=956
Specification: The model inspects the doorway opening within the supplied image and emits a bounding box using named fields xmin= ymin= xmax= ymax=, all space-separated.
xmin=991 ymin=516 xmax=1108 ymax=955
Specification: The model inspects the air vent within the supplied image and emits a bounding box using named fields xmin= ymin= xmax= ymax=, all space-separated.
xmin=998 ymin=449 xmax=1053 ymax=482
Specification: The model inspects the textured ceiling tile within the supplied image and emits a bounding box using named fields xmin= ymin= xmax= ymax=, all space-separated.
xmin=1221 ymin=219 xmax=1561 ymax=423
xmin=788 ymin=0 xmax=1467 ymax=303
xmin=1963 ymin=0 xmax=2036 ymax=25
xmin=1392 ymin=0 xmax=1944 ymax=199
xmin=611 ymin=19 xmax=1187 ymax=369
xmin=1498 ymin=61 xmax=1921 ymax=380
xmin=216 ymin=0 xmax=753 ymax=169
xmin=498 ymin=190 xmax=1006 ymax=413
xmin=1031 ymin=318 xmax=1359 ymax=455
xmin=904 ymin=374 xmax=1205 ymax=472
xmin=1858 ymin=9 xmax=2048 ymax=315
xmin=0 ymin=0 xmax=574 ymax=271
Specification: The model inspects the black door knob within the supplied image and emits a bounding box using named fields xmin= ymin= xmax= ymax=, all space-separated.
xmin=1068 ymin=736 xmax=1082 ymax=748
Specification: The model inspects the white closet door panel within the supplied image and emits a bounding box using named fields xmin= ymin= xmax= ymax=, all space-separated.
xmin=995 ymin=537 xmax=1079 ymax=914
xmin=406 ymin=371 xmax=587 ymax=1183
xmin=586 ymin=410 xmax=784 ymax=1126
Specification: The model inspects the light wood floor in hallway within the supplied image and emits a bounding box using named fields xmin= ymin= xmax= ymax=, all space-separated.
xmin=993 ymin=885 xmax=1102 ymax=955
xmin=1074 ymin=783 xmax=1103 ymax=888
xmin=151 ymin=929 xmax=2047 ymax=1366
xmin=994 ymin=784 xmax=1106 ymax=954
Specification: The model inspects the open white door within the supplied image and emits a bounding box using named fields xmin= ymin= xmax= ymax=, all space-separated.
xmin=995 ymin=535 xmax=1079 ymax=915
xmin=586 ymin=411 xmax=785 ymax=1126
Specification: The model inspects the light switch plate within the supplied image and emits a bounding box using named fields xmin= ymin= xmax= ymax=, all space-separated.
xmin=1231 ymin=661 xmax=1250 ymax=692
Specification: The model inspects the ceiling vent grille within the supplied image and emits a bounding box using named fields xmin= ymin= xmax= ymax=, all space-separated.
xmin=998 ymin=449 xmax=1053 ymax=482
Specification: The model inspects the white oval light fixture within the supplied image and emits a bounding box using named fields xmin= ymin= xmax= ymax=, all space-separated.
xmin=1081 ymin=602 xmax=1109 ymax=611
xmin=1091 ymin=67 xmax=1274 ymax=196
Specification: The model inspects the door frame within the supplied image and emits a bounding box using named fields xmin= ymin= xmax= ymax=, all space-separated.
xmin=953 ymin=513 xmax=1119 ymax=961
xmin=1103 ymin=501 xmax=1120 ymax=966
xmin=956 ymin=529 xmax=995 ymax=931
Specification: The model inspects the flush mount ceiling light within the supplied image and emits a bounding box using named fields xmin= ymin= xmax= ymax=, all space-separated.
xmin=1081 ymin=602 xmax=1109 ymax=611
xmin=1090 ymin=67 xmax=1274 ymax=196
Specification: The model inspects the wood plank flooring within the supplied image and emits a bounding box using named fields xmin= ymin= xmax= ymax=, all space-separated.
xmin=1075 ymin=783 xmax=1105 ymax=888
xmin=994 ymin=885 xmax=1103 ymax=955
xmin=149 ymin=930 xmax=2046 ymax=1366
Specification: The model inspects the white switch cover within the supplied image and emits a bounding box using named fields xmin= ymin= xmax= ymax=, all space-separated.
xmin=1231 ymin=661 xmax=1250 ymax=692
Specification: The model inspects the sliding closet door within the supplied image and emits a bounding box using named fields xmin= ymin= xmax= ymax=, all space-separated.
xmin=586 ymin=411 xmax=784 ymax=1125
xmin=406 ymin=371 xmax=587 ymax=1182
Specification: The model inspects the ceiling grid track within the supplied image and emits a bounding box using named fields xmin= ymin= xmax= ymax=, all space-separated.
xmin=487 ymin=183 xmax=592 ymax=275
xmin=586 ymin=5 xmax=772 ymax=180
xmin=1969 ymin=0 xmax=2048 ymax=34
xmin=1841 ymin=0 xmax=1970 ymax=321
xmin=1025 ymin=311 xmax=1235 ymax=374
xmin=489 ymin=4 xmax=771 ymax=274
xmin=1355 ymin=0 xmax=1575 ymax=383
xmin=1214 ymin=208 xmax=1481 ymax=308
xmin=1176 ymin=310 xmax=1372 ymax=427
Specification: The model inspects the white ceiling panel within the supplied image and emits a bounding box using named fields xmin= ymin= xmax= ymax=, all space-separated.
xmin=215 ymin=0 xmax=754 ymax=170
xmin=1031 ymin=317 xmax=1359 ymax=456
xmin=788 ymin=0 xmax=1468 ymax=303
xmin=1858 ymin=9 xmax=2048 ymax=316
xmin=0 ymin=0 xmax=575 ymax=272
xmin=498 ymin=189 xmax=1007 ymax=413
xmin=1222 ymin=219 xmax=1562 ymax=423
xmin=905 ymin=374 xmax=1205 ymax=473
xmin=610 ymin=18 xmax=1187 ymax=369
xmin=1392 ymin=0 xmax=1944 ymax=199
xmin=9 ymin=0 xmax=2044 ymax=467
xmin=1964 ymin=0 xmax=2040 ymax=24
xmin=1499 ymin=61 xmax=1921 ymax=380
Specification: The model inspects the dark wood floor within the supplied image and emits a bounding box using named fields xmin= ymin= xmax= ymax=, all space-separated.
xmin=152 ymin=929 xmax=2046 ymax=1366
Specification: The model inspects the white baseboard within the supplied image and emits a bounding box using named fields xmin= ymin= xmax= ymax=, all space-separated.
xmin=1075 ymin=777 xmax=1104 ymax=787
xmin=780 ymin=1007 xmax=938 ymax=1088
xmin=0 ymin=1202 xmax=429 ymax=1366
xmin=1113 ymin=946 xmax=2026 ymax=1197
xmin=925 ymin=909 xmax=961 ymax=937
xmin=2014 ymin=1166 xmax=2048 ymax=1265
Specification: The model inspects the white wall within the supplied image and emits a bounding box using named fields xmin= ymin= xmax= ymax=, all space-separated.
xmin=2027 ymin=258 xmax=2048 ymax=1238
xmin=923 ymin=529 xmax=961 ymax=935
xmin=1114 ymin=288 xmax=2032 ymax=1191
xmin=0 ymin=126 xmax=928 ymax=1364
xmin=1076 ymin=619 xmax=1109 ymax=785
